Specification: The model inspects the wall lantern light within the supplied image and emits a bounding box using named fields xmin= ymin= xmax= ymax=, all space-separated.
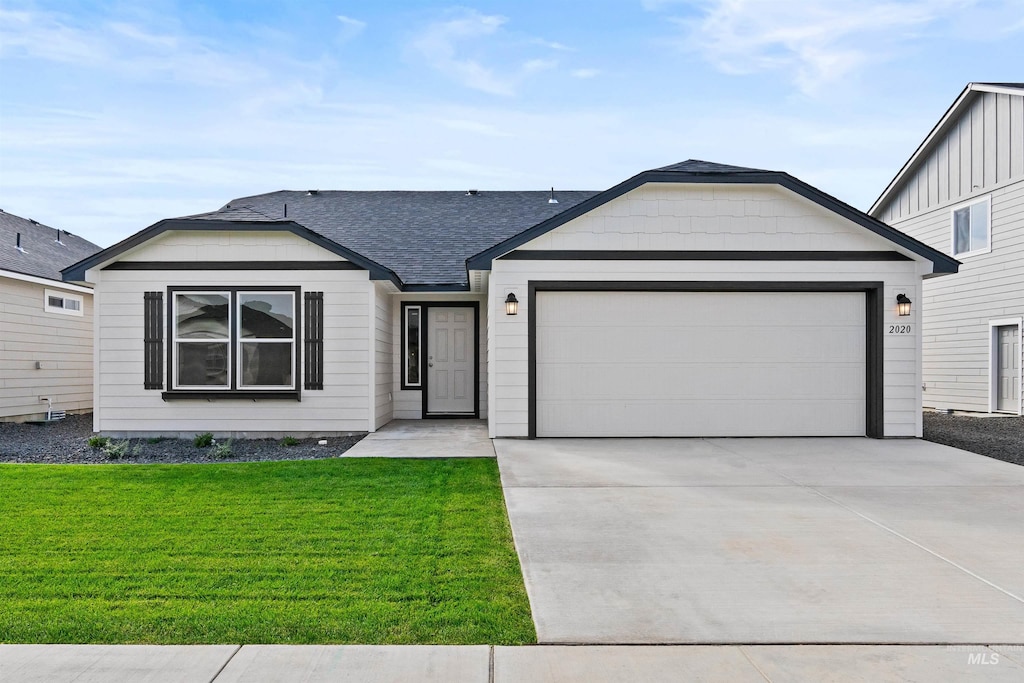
xmin=896 ymin=293 xmax=912 ymax=317
xmin=505 ymin=292 xmax=519 ymax=316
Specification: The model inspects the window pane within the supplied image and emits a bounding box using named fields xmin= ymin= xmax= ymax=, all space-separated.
xmin=970 ymin=201 xmax=989 ymax=250
xmin=65 ymin=298 xmax=81 ymax=311
xmin=240 ymin=293 xmax=294 ymax=339
xmin=240 ymin=342 xmax=293 ymax=387
xmin=407 ymin=307 xmax=420 ymax=385
xmin=176 ymin=293 xmax=229 ymax=339
xmin=953 ymin=207 xmax=971 ymax=254
xmin=48 ymin=296 xmax=63 ymax=308
xmin=177 ymin=342 xmax=228 ymax=386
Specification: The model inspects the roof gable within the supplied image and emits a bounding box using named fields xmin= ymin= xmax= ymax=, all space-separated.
xmin=870 ymin=82 xmax=1024 ymax=217
xmin=467 ymin=160 xmax=959 ymax=275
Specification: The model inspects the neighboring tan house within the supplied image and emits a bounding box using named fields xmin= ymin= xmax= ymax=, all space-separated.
xmin=870 ymin=83 xmax=1024 ymax=416
xmin=1 ymin=209 xmax=101 ymax=421
xmin=64 ymin=160 xmax=956 ymax=439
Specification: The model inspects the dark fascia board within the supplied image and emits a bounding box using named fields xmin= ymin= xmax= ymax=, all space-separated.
xmin=466 ymin=169 xmax=959 ymax=275
xmin=402 ymin=283 xmax=472 ymax=292
xmin=62 ymin=218 xmax=403 ymax=288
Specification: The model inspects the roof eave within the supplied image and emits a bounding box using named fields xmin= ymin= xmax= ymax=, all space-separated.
xmin=467 ymin=170 xmax=958 ymax=275
xmin=62 ymin=217 xmax=404 ymax=288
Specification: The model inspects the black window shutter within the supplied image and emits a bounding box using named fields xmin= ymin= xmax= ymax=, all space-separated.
xmin=143 ymin=291 xmax=164 ymax=390
xmin=304 ymin=291 xmax=324 ymax=390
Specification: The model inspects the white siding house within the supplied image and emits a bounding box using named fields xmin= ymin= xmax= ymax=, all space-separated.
xmin=66 ymin=161 xmax=956 ymax=438
xmin=870 ymin=83 xmax=1024 ymax=415
xmin=1 ymin=210 xmax=99 ymax=421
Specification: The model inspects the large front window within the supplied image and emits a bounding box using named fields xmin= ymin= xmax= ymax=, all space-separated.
xmin=172 ymin=289 xmax=297 ymax=391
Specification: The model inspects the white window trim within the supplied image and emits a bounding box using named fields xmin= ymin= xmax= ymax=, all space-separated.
xmin=989 ymin=317 xmax=1023 ymax=416
xmin=949 ymin=195 xmax=992 ymax=258
xmin=236 ymin=291 xmax=297 ymax=390
xmin=172 ymin=290 xmax=232 ymax=391
xmin=44 ymin=289 xmax=84 ymax=316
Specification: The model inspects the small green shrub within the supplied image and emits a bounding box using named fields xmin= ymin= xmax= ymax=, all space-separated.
xmin=146 ymin=437 xmax=166 ymax=444
xmin=87 ymin=436 xmax=109 ymax=449
xmin=212 ymin=440 xmax=234 ymax=459
xmin=193 ymin=432 xmax=214 ymax=448
xmin=102 ymin=440 xmax=129 ymax=460
xmin=131 ymin=442 xmax=143 ymax=457
xmin=280 ymin=436 xmax=299 ymax=447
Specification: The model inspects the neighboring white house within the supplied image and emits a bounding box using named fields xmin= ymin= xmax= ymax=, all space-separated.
xmin=64 ymin=160 xmax=957 ymax=439
xmin=870 ymin=82 xmax=1024 ymax=415
xmin=1 ymin=209 xmax=100 ymax=421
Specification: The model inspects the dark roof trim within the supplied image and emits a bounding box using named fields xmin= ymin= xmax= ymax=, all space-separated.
xmin=62 ymin=218 xmax=402 ymax=287
xmin=466 ymin=170 xmax=959 ymax=275
xmin=402 ymin=283 xmax=472 ymax=292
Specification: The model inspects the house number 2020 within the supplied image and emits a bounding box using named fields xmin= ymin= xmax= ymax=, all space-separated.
xmin=888 ymin=324 xmax=913 ymax=335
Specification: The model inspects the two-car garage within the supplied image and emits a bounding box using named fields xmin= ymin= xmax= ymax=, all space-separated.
xmin=531 ymin=284 xmax=880 ymax=438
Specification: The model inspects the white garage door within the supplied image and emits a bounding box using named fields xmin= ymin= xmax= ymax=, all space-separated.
xmin=535 ymin=291 xmax=866 ymax=437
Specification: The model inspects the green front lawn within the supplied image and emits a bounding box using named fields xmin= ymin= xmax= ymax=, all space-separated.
xmin=0 ymin=458 xmax=535 ymax=644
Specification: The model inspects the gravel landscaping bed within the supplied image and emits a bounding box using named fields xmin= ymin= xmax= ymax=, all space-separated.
xmin=0 ymin=413 xmax=365 ymax=464
xmin=923 ymin=411 xmax=1024 ymax=466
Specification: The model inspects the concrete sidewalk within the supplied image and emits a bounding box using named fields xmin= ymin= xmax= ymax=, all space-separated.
xmin=341 ymin=419 xmax=494 ymax=458
xmin=2 ymin=644 xmax=1023 ymax=682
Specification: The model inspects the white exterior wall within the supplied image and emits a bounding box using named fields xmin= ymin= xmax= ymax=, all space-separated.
xmin=373 ymin=283 xmax=394 ymax=429
xmin=0 ymin=276 xmax=93 ymax=421
xmin=487 ymin=183 xmax=931 ymax=438
xmin=92 ymin=231 xmax=373 ymax=437
xmin=391 ymin=293 xmax=487 ymax=419
xmin=882 ymin=179 xmax=1024 ymax=413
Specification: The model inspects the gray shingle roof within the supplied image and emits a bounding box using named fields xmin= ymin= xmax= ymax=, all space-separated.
xmin=653 ymin=159 xmax=772 ymax=174
xmin=0 ymin=209 xmax=101 ymax=282
xmin=217 ymin=190 xmax=599 ymax=286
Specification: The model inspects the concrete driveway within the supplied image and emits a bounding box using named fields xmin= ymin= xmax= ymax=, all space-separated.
xmin=495 ymin=437 xmax=1024 ymax=644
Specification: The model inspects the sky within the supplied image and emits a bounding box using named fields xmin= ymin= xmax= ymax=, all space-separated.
xmin=1 ymin=1 xmax=1022 ymax=248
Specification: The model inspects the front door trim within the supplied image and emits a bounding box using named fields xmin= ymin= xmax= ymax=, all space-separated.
xmin=989 ymin=317 xmax=1023 ymax=415
xmin=418 ymin=301 xmax=480 ymax=419
xmin=527 ymin=281 xmax=884 ymax=439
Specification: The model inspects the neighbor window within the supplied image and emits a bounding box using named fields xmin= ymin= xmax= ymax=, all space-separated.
xmin=44 ymin=289 xmax=83 ymax=316
xmin=171 ymin=289 xmax=297 ymax=391
xmin=403 ymin=304 xmax=421 ymax=388
xmin=951 ymin=197 xmax=991 ymax=257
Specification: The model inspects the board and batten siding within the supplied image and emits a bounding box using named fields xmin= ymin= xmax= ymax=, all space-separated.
xmin=487 ymin=182 xmax=931 ymax=438
xmin=0 ymin=277 xmax=93 ymax=420
xmin=391 ymin=293 xmax=487 ymax=419
xmin=882 ymin=179 xmax=1024 ymax=412
xmin=90 ymin=230 xmax=376 ymax=436
xmin=877 ymin=91 xmax=1024 ymax=224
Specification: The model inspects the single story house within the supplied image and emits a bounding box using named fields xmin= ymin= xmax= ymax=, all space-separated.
xmin=870 ymin=82 xmax=1024 ymax=415
xmin=64 ymin=160 xmax=958 ymax=439
xmin=1 ymin=209 xmax=100 ymax=421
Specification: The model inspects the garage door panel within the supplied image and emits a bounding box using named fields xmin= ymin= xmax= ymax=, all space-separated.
xmin=538 ymin=362 xmax=866 ymax=400
xmin=538 ymin=326 xmax=864 ymax=364
xmin=538 ymin=399 xmax=866 ymax=437
xmin=536 ymin=291 xmax=866 ymax=437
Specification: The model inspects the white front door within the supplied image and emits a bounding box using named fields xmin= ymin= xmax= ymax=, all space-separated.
xmin=996 ymin=325 xmax=1020 ymax=412
xmin=427 ymin=307 xmax=475 ymax=414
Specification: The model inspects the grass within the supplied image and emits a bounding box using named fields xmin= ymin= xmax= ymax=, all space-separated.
xmin=0 ymin=458 xmax=535 ymax=645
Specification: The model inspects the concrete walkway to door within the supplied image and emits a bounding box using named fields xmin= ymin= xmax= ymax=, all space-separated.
xmin=342 ymin=419 xmax=494 ymax=458
xmin=495 ymin=437 xmax=1024 ymax=645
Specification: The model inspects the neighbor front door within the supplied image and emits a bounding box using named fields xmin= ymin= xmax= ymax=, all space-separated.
xmin=997 ymin=325 xmax=1020 ymax=412
xmin=426 ymin=307 xmax=475 ymax=414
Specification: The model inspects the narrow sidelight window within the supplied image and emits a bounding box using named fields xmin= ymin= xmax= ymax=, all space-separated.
xmin=403 ymin=304 xmax=422 ymax=388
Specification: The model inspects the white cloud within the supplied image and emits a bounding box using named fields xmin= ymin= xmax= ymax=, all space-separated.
xmin=336 ymin=15 xmax=366 ymax=43
xmin=408 ymin=9 xmax=561 ymax=96
xmin=532 ymin=38 xmax=573 ymax=51
xmin=571 ymin=68 xmax=601 ymax=79
xmin=664 ymin=0 xmax=976 ymax=93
